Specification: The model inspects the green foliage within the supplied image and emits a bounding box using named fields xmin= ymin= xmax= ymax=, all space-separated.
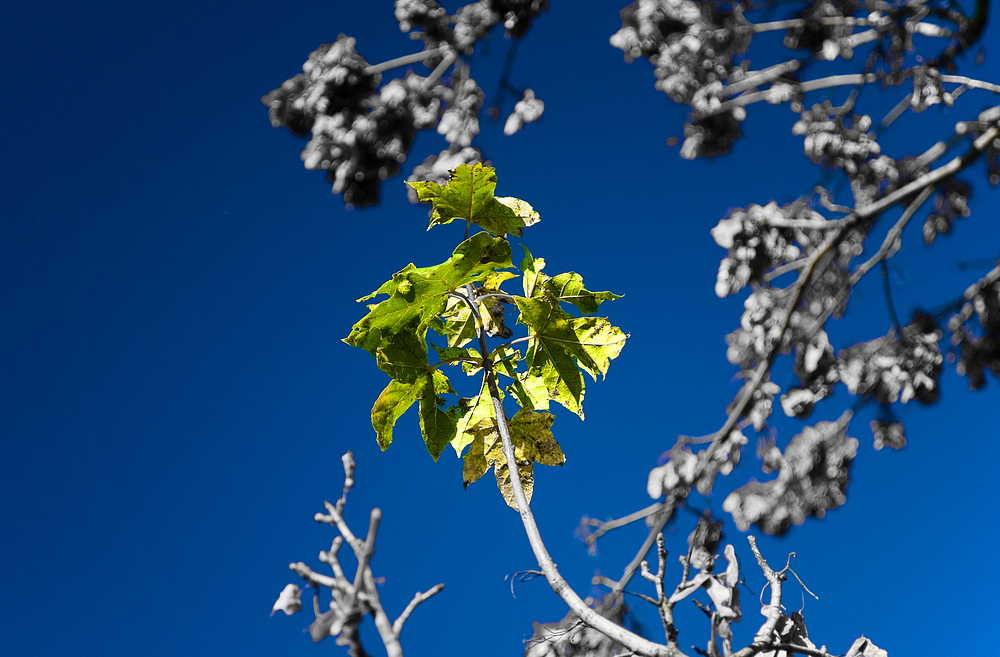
xmin=407 ymin=163 xmax=540 ymax=237
xmin=345 ymin=165 xmax=626 ymax=507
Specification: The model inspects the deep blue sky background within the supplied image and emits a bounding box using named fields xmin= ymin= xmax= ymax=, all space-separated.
xmin=3 ymin=1 xmax=1000 ymax=655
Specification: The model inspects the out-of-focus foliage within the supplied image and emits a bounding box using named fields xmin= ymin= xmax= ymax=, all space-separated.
xmin=266 ymin=1 xmax=1000 ymax=655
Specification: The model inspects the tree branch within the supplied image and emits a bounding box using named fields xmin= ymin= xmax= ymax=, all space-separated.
xmin=365 ymin=47 xmax=450 ymax=75
xmin=463 ymin=287 xmax=686 ymax=656
xmin=393 ymin=584 xmax=447 ymax=636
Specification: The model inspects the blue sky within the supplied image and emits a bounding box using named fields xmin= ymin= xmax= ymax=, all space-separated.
xmin=3 ymin=1 xmax=1000 ymax=655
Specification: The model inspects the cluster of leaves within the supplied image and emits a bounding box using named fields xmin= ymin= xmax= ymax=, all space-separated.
xmin=633 ymin=0 xmax=998 ymax=540
xmin=723 ymin=411 xmax=858 ymax=533
xmin=610 ymin=0 xmax=983 ymax=160
xmin=262 ymin=37 xmax=417 ymax=206
xmin=266 ymin=1 xmax=999 ymax=655
xmin=264 ymin=1 xmax=549 ymax=206
xmin=948 ymin=271 xmax=1000 ymax=389
xmin=343 ymin=163 xmax=627 ymax=507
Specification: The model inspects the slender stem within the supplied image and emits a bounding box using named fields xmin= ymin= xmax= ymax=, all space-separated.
xmin=880 ymin=259 xmax=902 ymax=330
xmin=424 ymin=49 xmax=458 ymax=93
xmin=583 ymin=502 xmax=664 ymax=547
xmin=737 ymin=537 xmax=785 ymax=655
xmin=347 ymin=509 xmax=381 ymax=608
xmin=316 ymin=501 xmax=361 ymax=550
xmin=290 ymin=561 xmax=352 ymax=593
xmin=365 ymin=48 xmax=448 ymax=75
xmin=460 ymin=283 xmax=684 ymax=656
xmin=708 ymin=74 xmax=876 ymax=118
xmin=749 ymin=16 xmax=951 ymax=35
xmin=939 ymin=74 xmax=1000 ymax=94
xmin=849 ymin=185 xmax=935 ymax=286
xmin=393 ymin=584 xmax=446 ymax=636
xmin=719 ymin=60 xmax=802 ymax=99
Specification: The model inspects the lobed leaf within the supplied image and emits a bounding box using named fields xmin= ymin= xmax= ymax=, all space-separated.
xmin=344 ymin=232 xmax=512 ymax=358
xmin=513 ymin=296 xmax=628 ymax=418
xmin=460 ymin=407 xmax=563 ymax=509
xmin=371 ymin=371 xmax=456 ymax=459
xmin=408 ymin=163 xmax=539 ymax=237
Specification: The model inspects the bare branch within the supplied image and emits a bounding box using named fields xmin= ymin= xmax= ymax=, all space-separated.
xmin=316 ymin=500 xmax=361 ymax=550
xmin=393 ymin=584 xmax=446 ymax=636
xmin=848 ymin=186 xmax=935 ymax=286
xmin=580 ymin=502 xmax=664 ymax=548
xmin=290 ymin=561 xmax=352 ymax=593
xmin=733 ymin=537 xmax=786 ymax=657
xmin=364 ymin=47 xmax=450 ymax=75
xmin=474 ymin=295 xmax=686 ymax=656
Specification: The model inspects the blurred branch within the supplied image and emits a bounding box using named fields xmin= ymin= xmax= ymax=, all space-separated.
xmin=274 ymin=452 xmax=444 ymax=657
xmin=578 ymin=502 xmax=664 ymax=549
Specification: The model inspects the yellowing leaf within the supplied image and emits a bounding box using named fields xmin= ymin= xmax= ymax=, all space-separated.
xmin=452 ymin=380 xmax=499 ymax=456
xmin=545 ymin=272 xmax=623 ymax=315
xmin=496 ymin=196 xmax=540 ymax=229
xmin=460 ymin=407 xmax=563 ymax=510
xmin=371 ymin=379 xmax=424 ymax=451
xmin=519 ymin=245 xmax=546 ymax=299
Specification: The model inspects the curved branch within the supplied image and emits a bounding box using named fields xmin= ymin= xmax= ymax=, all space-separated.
xmin=468 ymin=291 xmax=684 ymax=655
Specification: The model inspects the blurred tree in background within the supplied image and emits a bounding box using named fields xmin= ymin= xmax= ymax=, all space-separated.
xmin=264 ymin=2 xmax=999 ymax=655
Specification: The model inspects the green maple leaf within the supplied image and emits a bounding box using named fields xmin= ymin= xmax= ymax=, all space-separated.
xmin=371 ymin=370 xmax=456 ymax=460
xmin=513 ymin=296 xmax=628 ymax=418
xmin=543 ymin=272 xmax=623 ymax=314
xmin=520 ymin=246 xmax=546 ymax=298
xmin=520 ymin=245 xmax=622 ymax=312
xmin=407 ymin=163 xmax=540 ymax=237
xmin=460 ymin=407 xmax=563 ymax=509
xmin=344 ymin=232 xmax=512 ymax=361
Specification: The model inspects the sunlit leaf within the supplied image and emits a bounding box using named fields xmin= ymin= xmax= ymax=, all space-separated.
xmin=520 ymin=245 xmax=546 ymax=298
xmin=371 ymin=370 xmax=455 ymax=459
xmin=460 ymin=407 xmax=562 ymax=509
xmin=371 ymin=379 xmax=423 ymax=451
xmin=544 ymin=272 xmax=623 ymax=314
xmin=419 ymin=371 xmax=457 ymax=460
xmin=452 ymin=381 xmax=498 ymax=456
xmin=513 ymin=296 xmax=628 ymax=417
xmin=407 ymin=163 xmax=539 ymax=237
xmin=344 ymin=232 xmax=512 ymax=358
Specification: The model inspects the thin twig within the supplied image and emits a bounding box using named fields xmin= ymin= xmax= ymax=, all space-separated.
xmin=743 ymin=644 xmax=833 ymax=657
xmin=848 ymin=185 xmax=935 ymax=286
xmin=320 ymin=536 xmax=346 ymax=580
xmin=708 ymin=74 xmax=876 ymax=118
xmin=738 ymin=537 xmax=785 ymax=655
xmin=393 ymin=583 xmax=446 ymax=635
xmin=316 ymin=501 xmax=361 ymax=550
xmin=365 ymin=48 xmax=448 ymax=75
xmin=939 ymin=74 xmax=1000 ymax=93
xmin=582 ymin=503 xmax=664 ymax=547
xmin=347 ymin=509 xmax=381 ymax=606
xmin=424 ymin=50 xmax=458 ymax=93
xmin=290 ymin=561 xmax=352 ymax=593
